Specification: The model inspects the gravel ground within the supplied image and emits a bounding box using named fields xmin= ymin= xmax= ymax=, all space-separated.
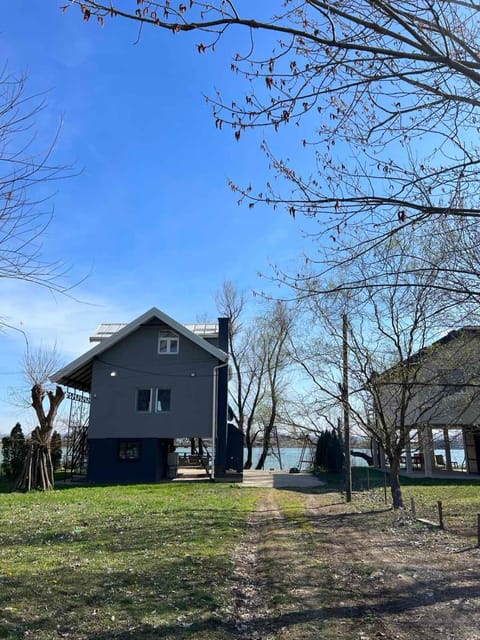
xmin=227 ymin=489 xmax=480 ymax=639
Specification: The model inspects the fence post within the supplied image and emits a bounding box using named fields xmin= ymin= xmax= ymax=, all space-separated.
xmin=437 ymin=500 xmax=444 ymax=530
xmin=410 ymin=497 xmax=416 ymax=518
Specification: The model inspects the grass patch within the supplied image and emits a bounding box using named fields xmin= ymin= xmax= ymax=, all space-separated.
xmin=313 ymin=466 xmax=480 ymax=542
xmin=275 ymin=491 xmax=312 ymax=531
xmin=400 ymin=483 xmax=480 ymax=540
xmin=346 ymin=467 xmax=480 ymax=542
xmin=0 ymin=483 xmax=261 ymax=639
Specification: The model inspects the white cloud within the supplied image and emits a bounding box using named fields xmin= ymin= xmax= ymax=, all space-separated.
xmin=1 ymin=280 xmax=140 ymax=356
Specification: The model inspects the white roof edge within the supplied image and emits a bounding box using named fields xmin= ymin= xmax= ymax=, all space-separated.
xmin=51 ymin=307 xmax=228 ymax=383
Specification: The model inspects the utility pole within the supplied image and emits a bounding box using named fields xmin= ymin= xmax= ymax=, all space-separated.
xmin=343 ymin=313 xmax=352 ymax=502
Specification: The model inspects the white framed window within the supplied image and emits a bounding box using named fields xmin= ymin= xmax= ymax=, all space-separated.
xmin=136 ymin=388 xmax=152 ymax=412
xmin=156 ymin=389 xmax=171 ymax=412
xmin=158 ymin=330 xmax=179 ymax=355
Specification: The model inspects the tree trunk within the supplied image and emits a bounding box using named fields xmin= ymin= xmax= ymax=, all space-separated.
xmin=389 ymin=457 xmax=404 ymax=509
xmin=255 ymin=421 xmax=275 ymax=470
xmin=255 ymin=447 xmax=267 ymax=470
xmin=14 ymin=428 xmax=54 ymax=491
xmin=351 ymin=450 xmax=374 ymax=466
xmin=14 ymin=384 xmax=64 ymax=491
xmin=244 ymin=427 xmax=254 ymax=469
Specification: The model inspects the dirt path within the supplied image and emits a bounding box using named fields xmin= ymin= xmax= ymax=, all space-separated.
xmin=226 ymin=492 xmax=283 ymax=639
xmin=229 ymin=490 xmax=480 ymax=639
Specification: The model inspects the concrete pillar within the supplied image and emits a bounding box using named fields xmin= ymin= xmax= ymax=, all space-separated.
xmin=422 ymin=426 xmax=434 ymax=477
xmin=414 ymin=428 xmax=423 ymax=472
xmin=405 ymin=437 xmax=413 ymax=473
xmin=443 ymin=427 xmax=453 ymax=471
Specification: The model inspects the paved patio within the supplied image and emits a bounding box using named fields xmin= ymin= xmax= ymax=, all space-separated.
xmin=241 ymin=469 xmax=325 ymax=489
xmin=399 ymin=469 xmax=473 ymax=480
xmin=171 ymin=467 xmax=325 ymax=488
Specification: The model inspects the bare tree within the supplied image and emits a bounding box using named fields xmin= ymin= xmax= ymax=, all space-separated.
xmin=66 ymin=1 xmax=480 ymax=263
xmin=293 ymin=237 xmax=478 ymax=507
xmin=216 ymin=282 xmax=296 ymax=469
xmin=254 ymin=301 xmax=295 ymax=470
xmin=0 ymin=68 xmax=72 ymax=294
xmin=14 ymin=346 xmax=65 ymax=491
xmin=216 ymin=279 xmax=266 ymax=468
xmin=240 ymin=339 xmax=268 ymax=469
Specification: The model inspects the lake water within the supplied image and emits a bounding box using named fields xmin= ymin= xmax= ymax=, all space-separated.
xmin=175 ymin=446 xmax=309 ymax=470
xmin=237 ymin=447 xmax=466 ymax=471
xmin=245 ymin=447 xmax=309 ymax=470
xmin=0 ymin=445 xmax=466 ymax=471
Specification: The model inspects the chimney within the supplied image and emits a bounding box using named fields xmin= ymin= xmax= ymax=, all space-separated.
xmin=218 ymin=317 xmax=229 ymax=354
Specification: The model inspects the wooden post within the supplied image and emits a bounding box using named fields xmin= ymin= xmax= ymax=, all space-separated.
xmin=383 ymin=471 xmax=388 ymax=504
xmin=343 ymin=313 xmax=352 ymax=503
xmin=477 ymin=514 xmax=480 ymax=547
xmin=438 ymin=500 xmax=444 ymax=530
xmin=410 ymin=497 xmax=416 ymax=518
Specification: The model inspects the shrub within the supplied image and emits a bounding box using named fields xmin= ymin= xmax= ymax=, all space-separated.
xmin=1 ymin=423 xmax=26 ymax=478
xmin=315 ymin=429 xmax=345 ymax=473
xmin=50 ymin=430 xmax=63 ymax=471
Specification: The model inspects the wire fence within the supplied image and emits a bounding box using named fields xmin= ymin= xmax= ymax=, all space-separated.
xmin=350 ymin=466 xmax=480 ymax=545
xmin=406 ymin=494 xmax=480 ymax=543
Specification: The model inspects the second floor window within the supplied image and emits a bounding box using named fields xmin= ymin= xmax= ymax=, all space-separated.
xmin=156 ymin=389 xmax=171 ymax=412
xmin=158 ymin=330 xmax=179 ymax=354
xmin=136 ymin=388 xmax=152 ymax=412
xmin=136 ymin=388 xmax=171 ymax=413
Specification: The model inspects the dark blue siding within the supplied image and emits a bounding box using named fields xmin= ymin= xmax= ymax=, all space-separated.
xmin=87 ymin=438 xmax=168 ymax=484
xmin=226 ymin=423 xmax=244 ymax=473
xmin=215 ymin=317 xmax=229 ymax=475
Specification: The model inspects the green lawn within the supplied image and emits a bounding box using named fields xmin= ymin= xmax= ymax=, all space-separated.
xmin=347 ymin=467 xmax=480 ymax=541
xmin=1 ymin=473 xmax=479 ymax=639
xmin=0 ymin=482 xmax=262 ymax=640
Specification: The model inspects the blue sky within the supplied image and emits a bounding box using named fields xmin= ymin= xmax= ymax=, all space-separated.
xmin=0 ymin=1 xmax=318 ymax=433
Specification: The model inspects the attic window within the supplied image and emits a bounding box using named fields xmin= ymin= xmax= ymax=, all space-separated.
xmin=158 ymin=330 xmax=179 ymax=355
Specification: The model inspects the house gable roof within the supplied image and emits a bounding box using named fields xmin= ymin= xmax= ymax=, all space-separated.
xmin=51 ymin=307 xmax=228 ymax=392
xmin=376 ymin=326 xmax=480 ymax=381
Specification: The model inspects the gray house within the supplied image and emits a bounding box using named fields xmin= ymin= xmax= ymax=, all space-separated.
xmin=373 ymin=326 xmax=480 ymax=475
xmin=51 ymin=307 xmax=243 ymax=483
